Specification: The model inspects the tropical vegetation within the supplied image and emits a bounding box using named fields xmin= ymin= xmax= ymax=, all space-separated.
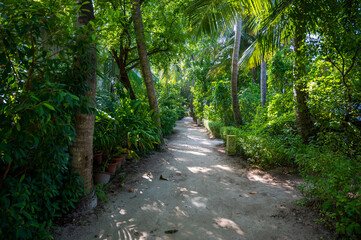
xmin=0 ymin=0 xmax=360 ymax=239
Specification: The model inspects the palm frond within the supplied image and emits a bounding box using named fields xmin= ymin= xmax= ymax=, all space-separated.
xmin=186 ymin=0 xmax=241 ymax=37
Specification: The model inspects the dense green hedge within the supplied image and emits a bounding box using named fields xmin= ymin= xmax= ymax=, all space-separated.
xmin=202 ymin=118 xmax=360 ymax=237
xmin=202 ymin=119 xmax=223 ymax=138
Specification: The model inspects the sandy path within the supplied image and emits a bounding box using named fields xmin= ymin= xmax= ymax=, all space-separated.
xmin=54 ymin=117 xmax=332 ymax=240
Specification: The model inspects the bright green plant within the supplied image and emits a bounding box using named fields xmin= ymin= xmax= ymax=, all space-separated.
xmin=238 ymin=82 xmax=262 ymax=125
xmin=203 ymin=120 xmax=224 ymax=139
xmin=297 ymin=143 xmax=361 ymax=238
xmin=96 ymin=91 xmax=161 ymax=155
xmin=94 ymin=184 xmax=109 ymax=203
xmin=210 ymin=80 xmax=232 ymax=125
xmin=93 ymin=109 xmax=117 ymax=153
xmin=158 ymin=88 xmax=185 ymax=136
xmin=0 ymin=1 xmax=90 ymax=238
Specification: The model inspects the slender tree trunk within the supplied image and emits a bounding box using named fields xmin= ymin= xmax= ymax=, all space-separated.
xmin=261 ymin=59 xmax=267 ymax=107
xmin=252 ymin=67 xmax=256 ymax=83
xmin=112 ymin=49 xmax=136 ymax=99
xmin=70 ymin=0 xmax=97 ymax=211
xmin=118 ymin=63 xmax=136 ymax=99
xmin=190 ymin=78 xmax=196 ymax=123
xmin=131 ymin=0 xmax=163 ymax=143
xmin=231 ymin=18 xmax=243 ymax=126
xmin=293 ymin=14 xmax=314 ymax=143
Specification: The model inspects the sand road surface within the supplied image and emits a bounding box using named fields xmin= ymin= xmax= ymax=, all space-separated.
xmin=54 ymin=117 xmax=332 ymax=240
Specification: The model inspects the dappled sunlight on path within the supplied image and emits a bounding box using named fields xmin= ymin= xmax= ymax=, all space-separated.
xmin=54 ymin=117 xmax=331 ymax=240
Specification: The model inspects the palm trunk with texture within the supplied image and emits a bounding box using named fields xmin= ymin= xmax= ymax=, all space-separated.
xmin=293 ymin=14 xmax=314 ymax=143
xmin=70 ymin=0 xmax=97 ymax=210
xmin=261 ymin=59 xmax=267 ymax=107
xmin=131 ymin=0 xmax=163 ymax=144
xmin=231 ymin=19 xmax=243 ymax=126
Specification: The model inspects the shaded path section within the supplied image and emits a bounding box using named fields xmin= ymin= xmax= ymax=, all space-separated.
xmin=55 ymin=117 xmax=331 ymax=240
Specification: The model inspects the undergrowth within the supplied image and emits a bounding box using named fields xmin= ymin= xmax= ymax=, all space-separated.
xmin=203 ymin=117 xmax=361 ymax=238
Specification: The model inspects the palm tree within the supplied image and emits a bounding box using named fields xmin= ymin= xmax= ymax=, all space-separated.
xmin=187 ymin=0 xmax=317 ymax=141
xmin=70 ymin=0 xmax=98 ymax=211
xmin=187 ymin=0 xmax=243 ymax=126
xmin=131 ymin=0 xmax=163 ymax=144
xmin=231 ymin=18 xmax=243 ymax=125
xmin=243 ymin=0 xmax=316 ymax=142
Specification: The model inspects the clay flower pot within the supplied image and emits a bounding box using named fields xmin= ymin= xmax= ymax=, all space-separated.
xmin=94 ymin=172 xmax=111 ymax=185
xmin=106 ymin=162 xmax=118 ymax=175
xmin=93 ymin=153 xmax=103 ymax=165
xmin=113 ymin=156 xmax=124 ymax=170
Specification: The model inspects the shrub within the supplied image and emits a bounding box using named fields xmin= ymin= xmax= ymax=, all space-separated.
xmin=203 ymin=120 xmax=223 ymax=138
xmin=0 ymin=2 xmax=85 ymax=237
xmin=296 ymin=145 xmax=361 ymax=238
xmin=160 ymin=106 xmax=178 ymax=136
xmin=0 ymin=82 xmax=84 ymax=239
xmin=237 ymin=131 xmax=296 ymax=168
xmin=158 ymin=88 xmax=186 ymax=136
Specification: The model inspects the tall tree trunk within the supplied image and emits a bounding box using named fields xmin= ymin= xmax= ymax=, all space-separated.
xmin=131 ymin=0 xmax=163 ymax=144
xmin=293 ymin=14 xmax=314 ymax=143
xmin=69 ymin=0 xmax=97 ymax=211
xmin=252 ymin=67 xmax=256 ymax=83
xmin=190 ymin=78 xmax=196 ymax=123
xmin=261 ymin=59 xmax=267 ymax=107
xmin=112 ymin=49 xmax=136 ymax=100
xmin=119 ymin=64 xmax=136 ymax=100
xmin=231 ymin=18 xmax=243 ymax=126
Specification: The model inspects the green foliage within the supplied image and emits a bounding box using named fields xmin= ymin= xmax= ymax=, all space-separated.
xmin=203 ymin=120 xmax=223 ymax=138
xmin=1 ymin=0 xmax=360 ymax=239
xmin=96 ymin=91 xmax=161 ymax=155
xmin=238 ymin=82 xmax=261 ymax=124
xmin=297 ymin=143 xmax=361 ymax=238
xmin=208 ymin=80 xmax=232 ymax=125
xmin=239 ymin=131 xmax=298 ymax=168
xmin=307 ymin=60 xmax=345 ymax=124
xmin=94 ymin=184 xmax=109 ymax=203
xmin=158 ymin=87 xmax=186 ymax=136
xmin=267 ymin=48 xmax=293 ymax=95
xmin=94 ymin=109 xmax=117 ymax=153
xmin=0 ymin=1 xmax=91 ymax=238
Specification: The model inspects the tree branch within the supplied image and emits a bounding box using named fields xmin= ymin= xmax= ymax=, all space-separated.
xmin=47 ymin=48 xmax=67 ymax=59
xmin=126 ymin=47 xmax=169 ymax=67
xmin=126 ymin=62 xmax=139 ymax=71
xmin=344 ymin=46 xmax=360 ymax=78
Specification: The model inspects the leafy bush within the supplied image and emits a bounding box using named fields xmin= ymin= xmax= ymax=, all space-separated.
xmin=0 ymin=77 xmax=84 ymax=240
xmin=296 ymin=144 xmax=361 ymax=238
xmin=158 ymin=88 xmax=185 ymax=136
xmin=203 ymin=120 xmax=223 ymax=138
xmin=0 ymin=1 xmax=85 ymax=238
xmin=237 ymin=131 xmax=297 ymax=168
xmin=160 ymin=106 xmax=178 ymax=136
xmin=96 ymin=93 xmax=161 ymax=155
xmin=239 ymin=82 xmax=261 ymax=124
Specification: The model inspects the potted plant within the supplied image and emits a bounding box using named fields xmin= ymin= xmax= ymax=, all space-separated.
xmin=110 ymin=147 xmax=129 ymax=169
xmin=93 ymin=109 xmax=117 ymax=165
xmin=94 ymin=171 xmax=111 ymax=184
xmin=104 ymin=158 xmax=118 ymax=175
xmin=94 ymin=163 xmax=112 ymax=184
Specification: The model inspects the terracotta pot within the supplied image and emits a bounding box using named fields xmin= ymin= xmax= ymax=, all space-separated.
xmin=93 ymin=153 xmax=103 ymax=165
xmin=113 ymin=156 xmax=124 ymax=170
xmin=94 ymin=172 xmax=111 ymax=184
xmin=106 ymin=162 xmax=118 ymax=175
